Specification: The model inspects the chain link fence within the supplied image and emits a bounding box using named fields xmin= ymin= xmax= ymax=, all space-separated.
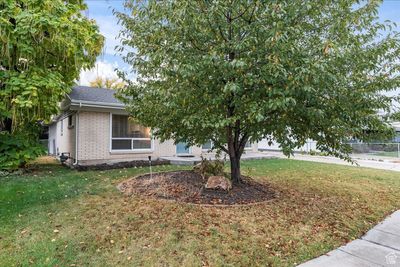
xmin=259 ymin=140 xmax=400 ymax=158
xmin=349 ymin=143 xmax=400 ymax=158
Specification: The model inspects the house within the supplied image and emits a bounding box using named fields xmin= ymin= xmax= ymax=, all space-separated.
xmin=48 ymin=86 xmax=258 ymax=166
xmin=393 ymin=122 xmax=400 ymax=142
xmin=258 ymin=122 xmax=400 ymax=152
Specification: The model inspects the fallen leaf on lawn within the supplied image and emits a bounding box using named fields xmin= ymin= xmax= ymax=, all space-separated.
xmin=53 ymin=229 xmax=59 ymax=233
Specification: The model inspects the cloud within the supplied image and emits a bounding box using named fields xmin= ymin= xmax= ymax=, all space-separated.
xmin=95 ymin=15 xmax=123 ymax=56
xmin=84 ymin=2 xmax=136 ymax=83
xmin=78 ymin=61 xmax=120 ymax=86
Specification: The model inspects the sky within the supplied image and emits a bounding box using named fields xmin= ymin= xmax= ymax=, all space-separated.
xmin=79 ymin=0 xmax=400 ymax=89
xmin=79 ymin=0 xmax=126 ymax=85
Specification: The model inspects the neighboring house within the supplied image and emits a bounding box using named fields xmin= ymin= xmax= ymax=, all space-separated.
xmin=258 ymin=122 xmax=400 ymax=152
xmin=48 ymin=86 xmax=258 ymax=166
xmin=393 ymin=122 xmax=400 ymax=142
xmin=258 ymin=139 xmax=316 ymax=153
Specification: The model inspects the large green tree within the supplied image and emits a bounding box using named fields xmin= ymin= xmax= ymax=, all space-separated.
xmin=116 ymin=0 xmax=400 ymax=184
xmin=0 ymin=0 xmax=104 ymax=169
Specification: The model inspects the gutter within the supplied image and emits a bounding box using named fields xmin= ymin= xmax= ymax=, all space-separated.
xmin=73 ymin=110 xmax=80 ymax=165
xmin=66 ymin=93 xmax=72 ymax=101
xmin=70 ymin=100 xmax=125 ymax=110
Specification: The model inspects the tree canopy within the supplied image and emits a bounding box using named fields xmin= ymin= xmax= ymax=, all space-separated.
xmin=90 ymin=77 xmax=125 ymax=90
xmin=0 ymin=0 xmax=103 ymax=169
xmin=116 ymin=0 xmax=400 ymax=183
xmin=1 ymin=0 xmax=104 ymax=131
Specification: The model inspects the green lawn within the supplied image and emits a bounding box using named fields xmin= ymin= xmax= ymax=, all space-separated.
xmin=1 ymin=157 xmax=400 ymax=267
xmin=371 ymin=151 xmax=400 ymax=158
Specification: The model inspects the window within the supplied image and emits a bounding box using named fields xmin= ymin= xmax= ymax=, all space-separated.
xmin=202 ymin=140 xmax=213 ymax=150
xmin=60 ymin=120 xmax=63 ymax=136
xmin=68 ymin=115 xmax=73 ymax=128
xmin=394 ymin=132 xmax=400 ymax=143
xmin=111 ymin=114 xmax=152 ymax=151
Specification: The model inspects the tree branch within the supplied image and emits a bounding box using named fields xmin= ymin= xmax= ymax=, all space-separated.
xmin=188 ymin=37 xmax=208 ymax=52
xmin=231 ymin=2 xmax=254 ymax=21
xmin=199 ymin=1 xmax=228 ymax=43
xmin=212 ymin=138 xmax=229 ymax=153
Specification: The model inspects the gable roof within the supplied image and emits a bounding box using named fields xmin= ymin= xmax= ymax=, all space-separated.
xmin=52 ymin=86 xmax=126 ymax=124
xmin=69 ymin=86 xmax=123 ymax=105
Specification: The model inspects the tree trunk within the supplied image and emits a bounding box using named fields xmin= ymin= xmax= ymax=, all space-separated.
xmin=1 ymin=118 xmax=12 ymax=133
xmin=226 ymin=119 xmax=247 ymax=185
xmin=229 ymin=152 xmax=241 ymax=184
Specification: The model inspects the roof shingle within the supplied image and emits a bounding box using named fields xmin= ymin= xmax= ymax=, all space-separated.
xmin=69 ymin=86 xmax=123 ymax=105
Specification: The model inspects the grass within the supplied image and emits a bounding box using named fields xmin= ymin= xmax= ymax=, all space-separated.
xmin=371 ymin=151 xmax=400 ymax=158
xmin=1 ymin=157 xmax=400 ymax=266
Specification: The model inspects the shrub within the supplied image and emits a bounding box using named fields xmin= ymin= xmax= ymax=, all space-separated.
xmin=309 ymin=149 xmax=317 ymax=156
xmin=193 ymin=155 xmax=225 ymax=180
xmin=0 ymin=131 xmax=45 ymax=171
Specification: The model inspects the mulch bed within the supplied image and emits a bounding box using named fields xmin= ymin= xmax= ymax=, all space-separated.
xmin=117 ymin=170 xmax=276 ymax=205
xmin=75 ymin=159 xmax=170 ymax=171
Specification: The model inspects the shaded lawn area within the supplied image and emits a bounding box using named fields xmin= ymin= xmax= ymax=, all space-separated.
xmin=1 ymin=157 xmax=400 ymax=266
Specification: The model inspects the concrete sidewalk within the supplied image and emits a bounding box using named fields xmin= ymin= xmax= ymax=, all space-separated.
xmin=264 ymin=152 xmax=400 ymax=172
xmin=298 ymin=210 xmax=400 ymax=267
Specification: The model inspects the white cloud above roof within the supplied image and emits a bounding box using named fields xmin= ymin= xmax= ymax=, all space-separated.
xmin=78 ymin=61 xmax=119 ymax=86
xmin=76 ymin=1 xmax=129 ymax=86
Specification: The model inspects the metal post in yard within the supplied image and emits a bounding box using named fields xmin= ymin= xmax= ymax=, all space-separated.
xmin=398 ymin=143 xmax=399 ymax=158
xmin=148 ymin=156 xmax=152 ymax=179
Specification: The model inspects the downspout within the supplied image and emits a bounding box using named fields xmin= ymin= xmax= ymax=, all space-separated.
xmin=73 ymin=110 xmax=80 ymax=165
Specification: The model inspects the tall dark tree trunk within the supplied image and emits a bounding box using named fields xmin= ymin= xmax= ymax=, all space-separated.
xmin=229 ymin=150 xmax=242 ymax=184
xmin=227 ymin=128 xmax=246 ymax=184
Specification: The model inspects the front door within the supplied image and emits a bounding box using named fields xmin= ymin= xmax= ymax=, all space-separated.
xmin=176 ymin=142 xmax=191 ymax=155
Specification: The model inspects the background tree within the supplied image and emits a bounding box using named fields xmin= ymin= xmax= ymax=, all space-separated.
xmin=116 ymin=0 xmax=400 ymax=184
xmin=0 ymin=0 xmax=104 ymax=169
xmin=89 ymin=77 xmax=125 ymax=89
